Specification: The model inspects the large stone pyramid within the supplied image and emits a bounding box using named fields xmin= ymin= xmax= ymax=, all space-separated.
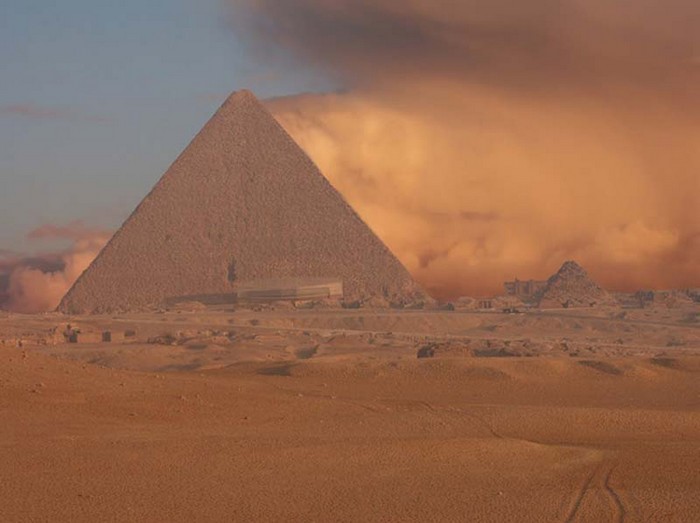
xmin=537 ymin=261 xmax=616 ymax=309
xmin=58 ymin=90 xmax=426 ymax=314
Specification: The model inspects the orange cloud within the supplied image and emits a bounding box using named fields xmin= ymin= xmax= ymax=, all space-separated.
xmin=27 ymin=220 xmax=111 ymax=242
xmin=0 ymin=225 xmax=111 ymax=313
xmin=228 ymin=1 xmax=700 ymax=297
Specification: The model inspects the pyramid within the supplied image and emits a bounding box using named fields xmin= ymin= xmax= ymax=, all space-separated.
xmin=58 ymin=90 xmax=426 ymax=314
xmin=536 ymin=261 xmax=616 ymax=309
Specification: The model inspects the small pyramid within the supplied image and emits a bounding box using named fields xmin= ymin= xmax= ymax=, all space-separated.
xmin=537 ymin=261 xmax=615 ymax=309
xmin=58 ymin=90 xmax=426 ymax=314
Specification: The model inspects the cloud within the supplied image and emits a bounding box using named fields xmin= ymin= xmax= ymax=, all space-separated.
xmin=0 ymin=224 xmax=111 ymax=313
xmin=0 ymin=104 xmax=111 ymax=123
xmin=230 ymin=1 xmax=700 ymax=93
xmin=227 ymin=0 xmax=700 ymax=297
xmin=26 ymin=220 xmax=111 ymax=242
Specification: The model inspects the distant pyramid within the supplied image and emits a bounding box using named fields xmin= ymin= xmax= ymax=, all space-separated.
xmin=537 ymin=261 xmax=616 ymax=309
xmin=58 ymin=90 xmax=426 ymax=314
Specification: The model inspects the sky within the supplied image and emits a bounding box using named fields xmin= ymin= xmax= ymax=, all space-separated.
xmin=0 ymin=0 xmax=331 ymax=251
xmin=1 ymin=0 xmax=699 ymax=310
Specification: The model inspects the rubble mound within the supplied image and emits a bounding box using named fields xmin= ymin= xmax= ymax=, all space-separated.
xmin=537 ymin=261 xmax=616 ymax=309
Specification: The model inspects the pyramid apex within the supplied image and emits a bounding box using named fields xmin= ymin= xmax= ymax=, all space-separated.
xmin=557 ymin=260 xmax=586 ymax=275
xmin=224 ymin=89 xmax=260 ymax=105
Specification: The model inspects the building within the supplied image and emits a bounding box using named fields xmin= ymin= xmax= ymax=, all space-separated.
xmin=504 ymin=279 xmax=547 ymax=301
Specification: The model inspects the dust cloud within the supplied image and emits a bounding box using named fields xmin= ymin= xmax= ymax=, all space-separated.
xmin=230 ymin=0 xmax=700 ymax=297
xmin=0 ymin=222 xmax=110 ymax=313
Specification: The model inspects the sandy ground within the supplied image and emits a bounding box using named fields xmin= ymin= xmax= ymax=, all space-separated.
xmin=1 ymin=305 xmax=699 ymax=522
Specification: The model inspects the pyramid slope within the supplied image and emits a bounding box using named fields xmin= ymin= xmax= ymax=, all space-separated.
xmin=59 ymin=91 xmax=426 ymax=314
xmin=537 ymin=261 xmax=616 ymax=309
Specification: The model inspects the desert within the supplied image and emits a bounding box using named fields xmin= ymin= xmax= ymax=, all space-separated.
xmin=2 ymin=298 xmax=700 ymax=521
xmin=3 ymin=2 xmax=700 ymax=520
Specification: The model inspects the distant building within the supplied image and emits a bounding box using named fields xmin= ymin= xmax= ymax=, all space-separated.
xmin=165 ymin=278 xmax=344 ymax=307
xmin=478 ymin=300 xmax=493 ymax=310
xmin=504 ymin=279 xmax=547 ymax=301
xmin=635 ymin=290 xmax=655 ymax=305
xmin=235 ymin=278 xmax=343 ymax=303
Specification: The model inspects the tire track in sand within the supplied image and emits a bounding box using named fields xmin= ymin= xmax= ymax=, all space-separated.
xmin=564 ymin=463 xmax=626 ymax=522
xmin=604 ymin=466 xmax=626 ymax=522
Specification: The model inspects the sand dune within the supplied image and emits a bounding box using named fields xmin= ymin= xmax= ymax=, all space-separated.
xmin=1 ymin=306 xmax=699 ymax=521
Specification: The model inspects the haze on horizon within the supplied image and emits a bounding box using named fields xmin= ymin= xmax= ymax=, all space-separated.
xmin=2 ymin=0 xmax=699 ymax=312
